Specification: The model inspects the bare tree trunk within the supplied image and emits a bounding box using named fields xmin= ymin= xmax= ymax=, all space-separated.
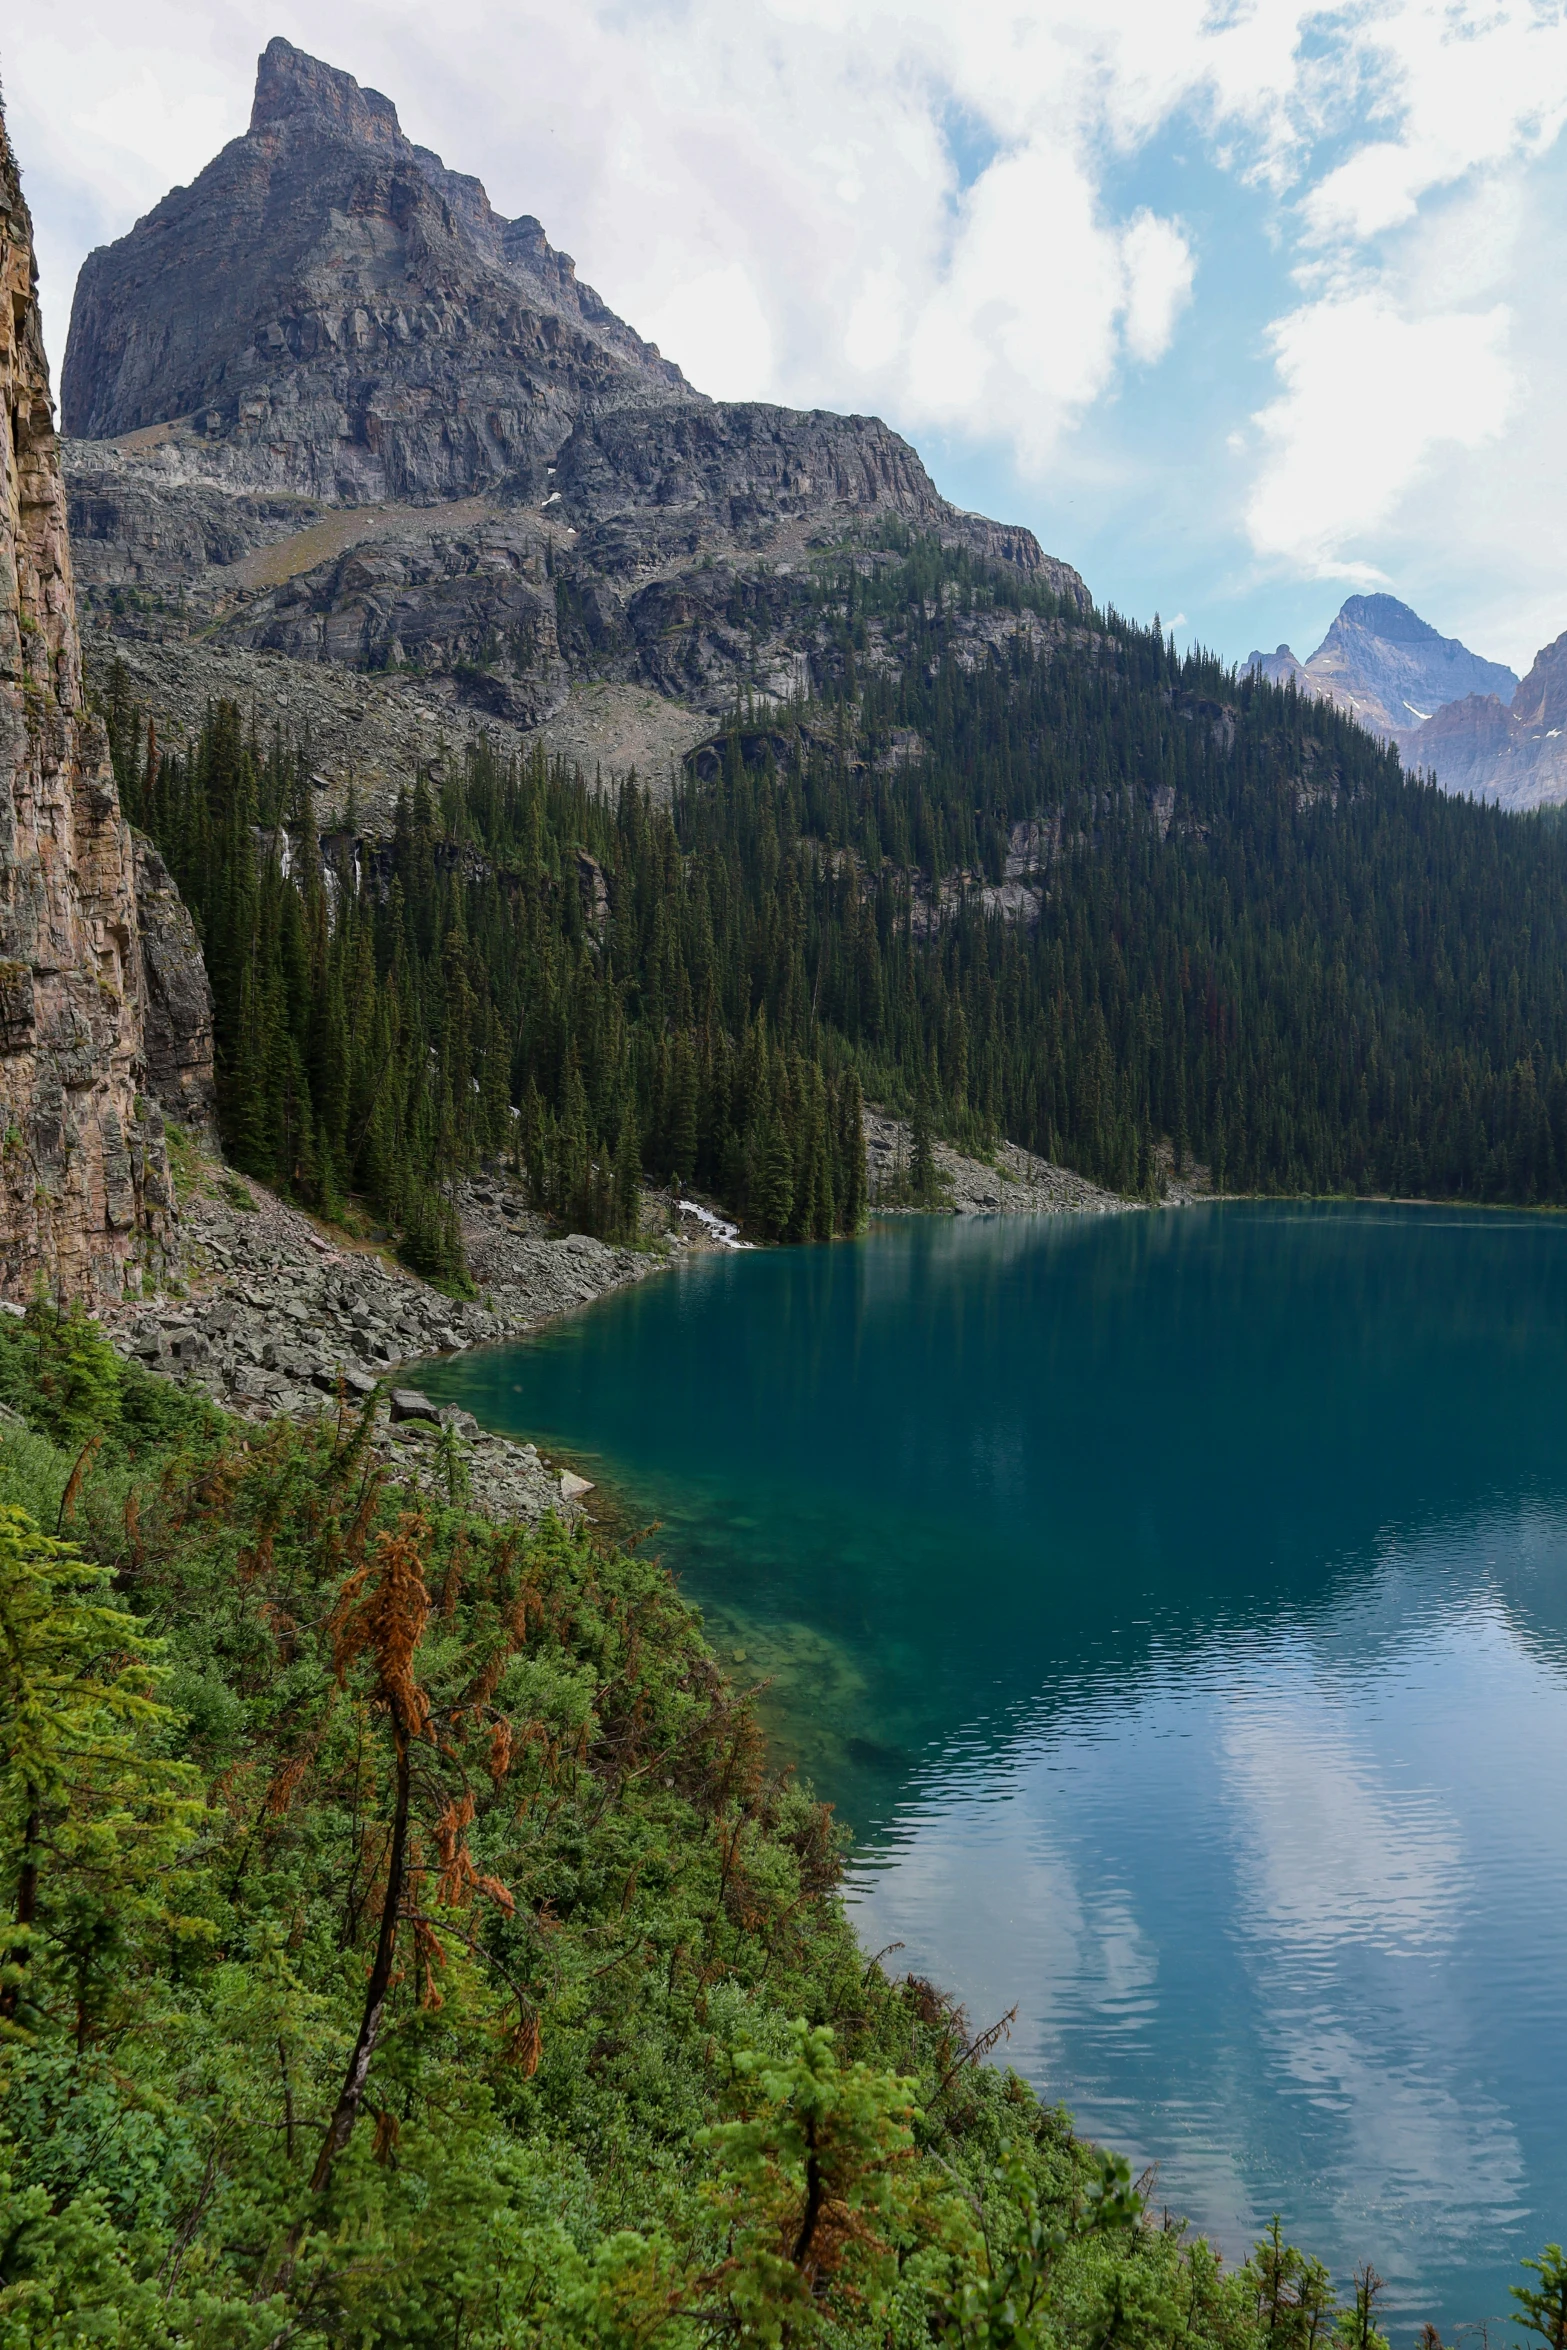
xmin=308 ymin=1724 xmax=410 ymax=2192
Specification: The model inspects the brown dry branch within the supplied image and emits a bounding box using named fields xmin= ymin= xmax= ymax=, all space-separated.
xmin=932 ymin=2004 xmax=1018 ymax=2103
xmin=438 ymin=1529 xmax=468 ymax=1621
xmin=119 ymin=1484 xmax=145 ymax=1579
xmin=56 ymin=1431 xmax=102 ymax=1532
xmin=306 ymin=1521 xmax=434 ymax=2197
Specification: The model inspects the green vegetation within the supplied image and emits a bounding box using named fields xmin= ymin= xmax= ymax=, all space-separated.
xmin=103 ymin=687 xmax=869 ymax=1280
xmin=757 ymin=535 xmax=1567 ymax=1200
xmin=64 ymin=548 xmax=1567 ymax=2339
xmin=12 ymin=1304 xmax=1550 ymax=2347
xmin=106 ymin=534 xmax=1567 ymax=1281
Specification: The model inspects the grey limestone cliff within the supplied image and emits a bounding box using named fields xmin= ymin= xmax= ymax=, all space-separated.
xmin=1246 ymin=596 xmax=1517 ymax=752
xmin=1403 ymin=630 xmax=1567 ymax=809
xmin=0 ymin=102 xmax=214 ymax=1303
xmin=1247 ymin=596 xmax=1567 ymax=808
xmin=1305 ymin=595 xmax=1517 ymax=741
xmin=62 ymin=38 xmax=691 ymax=492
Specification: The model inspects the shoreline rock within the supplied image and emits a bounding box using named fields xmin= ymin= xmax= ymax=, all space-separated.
xmin=98 ymin=1136 xmax=729 ymax=1524
xmin=863 ymin=1109 xmax=1212 ymax=1214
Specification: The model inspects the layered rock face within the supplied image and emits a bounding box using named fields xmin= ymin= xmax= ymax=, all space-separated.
xmin=62 ymin=39 xmax=690 ymax=495
xmin=1308 ymin=595 xmax=1518 ymax=739
xmin=0 ymin=106 xmax=214 ymax=1304
xmin=61 ymin=39 xmax=1087 ymax=817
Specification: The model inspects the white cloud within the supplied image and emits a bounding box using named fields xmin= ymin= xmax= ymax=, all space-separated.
xmin=1300 ymin=1 xmax=1567 ymax=243
xmin=641 ymin=263 xmax=777 ymax=403
xmin=1119 ymin=208 xmax=1195 ymax=366
xmin=1245 ymin=292 xmax=1516 ymax=578
xmin=901 ymin=145 xmax=1191 ymax=471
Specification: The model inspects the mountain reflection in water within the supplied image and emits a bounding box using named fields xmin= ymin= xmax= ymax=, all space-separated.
xmin=421 ymin=1204 xmax=1567 ymax=2330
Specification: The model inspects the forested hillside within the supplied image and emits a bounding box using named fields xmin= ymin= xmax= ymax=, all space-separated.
xmin=102 ymin=534 xmax=1567 ymax=1277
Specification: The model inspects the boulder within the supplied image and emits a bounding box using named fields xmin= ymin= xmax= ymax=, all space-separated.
xmin=389 ymin=1387 xmax=440 ymax=1423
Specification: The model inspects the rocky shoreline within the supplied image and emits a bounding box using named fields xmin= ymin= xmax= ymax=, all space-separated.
xmin=864 ymin=1109 xmax=1212 ymax=1213
xmin=98 ymin=1118 xmax=1199 ymax=1526
xmin=99 ymin=1139 xmax=714 ymax=1524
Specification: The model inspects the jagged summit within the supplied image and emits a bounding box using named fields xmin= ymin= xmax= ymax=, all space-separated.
xmin=1333 ymin=593 xmax=1455 ymax=646
xmin=58 ymin=37 xmax=1084 ymax=808
xmin=1401 ymin=628 xmax=1567 ymax=809
xmin=247 ymin=33 xmax=403 ymax=145
xmin=62 ymin=35 xmax=690 ymax=492
xmin=1246 ymin=595 xmax=1518 ymax=749
xmin=62 ymin=38 xmax=1074 ymax=568
xmin=1244 ymin=592 xmax=1567 ymax=808
xmin=1308 ymin=596 xmax=1517 ymax=733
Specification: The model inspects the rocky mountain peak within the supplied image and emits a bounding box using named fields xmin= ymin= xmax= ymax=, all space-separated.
xmin=1244 ymin=593 xmax=1567 ymax=809
xmin=1332 ymin=594 xmax=1444 ymax=646
xmin=1509 ymin=630 xmax=1567 ymax=734
xmin=59 ymin=40 xmax=1085 ymax=814
xmin=1244 ymin=644 xmax=1309 ymax=690
xmin=62 ymin=35 xmax=692 ymax=475
xmin=1308 ymin=595 xmax=1517 ymax=732
xmin=249 ymin=34 xmax=403 ymax=148
xmin=1247 ymin=593 xmax=1518 ymax=751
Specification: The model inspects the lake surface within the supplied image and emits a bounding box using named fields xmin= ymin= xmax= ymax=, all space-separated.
xmin=421 ymin=1204 xmax=1567 ymax=2334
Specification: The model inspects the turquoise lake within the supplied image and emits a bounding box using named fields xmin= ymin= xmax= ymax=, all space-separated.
xmin=420 ymin=1203 xmax=1567 ymax=2334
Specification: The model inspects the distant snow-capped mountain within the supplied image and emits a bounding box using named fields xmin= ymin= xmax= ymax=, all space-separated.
xmin=1246 ymin=595 xmax=1517 ymax=745
xmin=1244 ymin=596 xmax=1567 ymax=810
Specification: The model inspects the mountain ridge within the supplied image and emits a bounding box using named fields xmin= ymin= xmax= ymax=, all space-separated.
xmin=1402 ymin=628 xmax=1567 ymax=807
xmin=1246 ymin=594 xmax=1518 ymax=747
xmin=60 ymin=37 xmax=1086 ymax=815
xmin=62 ymin=34 xmax=692 ymax=460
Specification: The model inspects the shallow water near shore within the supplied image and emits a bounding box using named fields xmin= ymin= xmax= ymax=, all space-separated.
xmin=421 ymin=1203 xmax=1567 ymax=2333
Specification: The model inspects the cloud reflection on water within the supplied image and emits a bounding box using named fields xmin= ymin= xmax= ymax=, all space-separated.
xmin=846 ymin=1506 xmax=1564 ymax=2319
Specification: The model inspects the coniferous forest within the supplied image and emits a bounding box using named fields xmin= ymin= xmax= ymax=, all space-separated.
xmin=103 ymin=534 xmax=1567 ymax=1278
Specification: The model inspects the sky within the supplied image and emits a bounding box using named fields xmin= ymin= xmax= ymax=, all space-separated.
xmin=5 ymin=0 xmax=1567 ymax=676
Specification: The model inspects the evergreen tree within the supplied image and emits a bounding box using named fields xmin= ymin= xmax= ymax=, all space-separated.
xmin=910 ymin=1085 xmax=937 ymax=1208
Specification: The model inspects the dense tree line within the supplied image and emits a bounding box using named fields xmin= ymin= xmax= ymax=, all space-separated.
xmin=103 ymin=533 xmax=1567 ymax=1279
xmin=103 ymin=686 xmax=868 ymax=1279
xmin=698 ymin=535 xmax=1567 ymax=1203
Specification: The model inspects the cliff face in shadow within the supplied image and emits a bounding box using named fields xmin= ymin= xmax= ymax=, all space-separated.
xmin=0 ymin=103 xmax=214 ymax=1302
